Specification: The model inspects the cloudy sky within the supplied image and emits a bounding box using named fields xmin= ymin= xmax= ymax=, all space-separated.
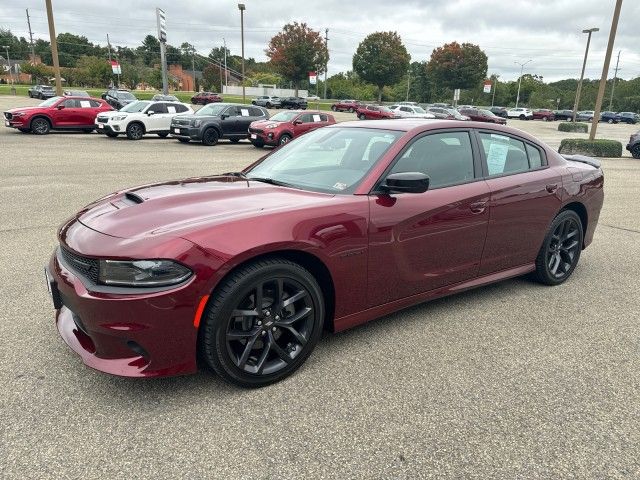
xmin=2 ymin=0 xmax=639 ymax=82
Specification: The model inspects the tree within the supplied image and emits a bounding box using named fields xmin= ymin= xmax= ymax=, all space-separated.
xmin=266 ymin=22 xmax=328 ymax=95
xmin=137 ymin=35 xmax=160 ymax=66
xmin=202 ymin=64 xmax=223 ymax=91
xmin=352 ymin=31 xmax=410 ymax=103
xmin=427 ymin=42 xmax=488 ymax=92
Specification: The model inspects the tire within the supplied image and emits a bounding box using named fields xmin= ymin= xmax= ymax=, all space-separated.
xmin=126 ymin=122 xmax=145 ymax=140
xmin=157 ymin=132 xmax=169 ymax=138
xmin=279 ymin=134 xmax=292 ymax=146
xmin=28 ymin=92 xmax=32 ymax=98
xmin=251 ymin=101 xmax=257 ymax=105
xmin=105 ymin=131 xmax=118 ymax=138
xmin=348 ymin=107 xmax=354 ymax=113
xmin=202 ymin=127 xmax=219 ymax=146
xmin=519 ymin=114 xmax=525 ymax=120
xmin=30 ymin=117 xmax=50 ymax=135
xmin=607 ymin=119 xmax=613 ymax=124
xmin=533 ymin=210 xmax=583 ymax=286
xmin=542 ymin=116 xmax=549 ymax=122
xmin=178 ymin=138 xmax=190 ymax=143
xmin=358 ymin=113 xmax=366 ymax=120
xmin=331 ymin=105 xmax=337 ymax=112
xmin=631 ymin=144 xmax=640 ymax=159
xmin=252 ymin=141 xmax=265 ymax=149
xmin=266 ymin=102 xmax=272 ymax=108
xmin=199 ymin=258 xmax=325 ymax=388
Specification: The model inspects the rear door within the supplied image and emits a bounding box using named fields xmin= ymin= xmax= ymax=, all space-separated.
xmin=146 ymin=102 xmax=169 ymax=131
xmin=476 ymin=131 xmax=563 ymax=275
xmin=368 ymin=129 xmax=490 ymax=305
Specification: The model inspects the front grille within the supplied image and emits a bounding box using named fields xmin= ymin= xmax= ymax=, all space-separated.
xmin=172 ymin=119 xmax=191 ymax=127
xmin=4 ymin=112 xmax=12 ymax=120
xmin=97 ymin=116 xmax=108 ymax=123
xmin=249 ymin=127 xmax=263 ymax=134
xmin=60 ymin=247 xmax=99 ymax=283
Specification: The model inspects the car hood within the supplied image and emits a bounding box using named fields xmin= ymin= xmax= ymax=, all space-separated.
xmin=251 ymin=119 xmax=285 ymax=128
xmin=7 ymin=106 xmax=48 ymax=114
xmin=76 ymin=176 xmax=335 ymax=240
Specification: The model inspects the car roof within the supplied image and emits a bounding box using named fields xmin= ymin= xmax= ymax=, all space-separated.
xmin=64 ymin=96 xmax=103 ymax=101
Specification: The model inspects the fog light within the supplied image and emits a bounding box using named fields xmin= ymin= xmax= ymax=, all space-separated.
xmin=113 ymin=125 xmax=120 ymax=131
xmin=268 ymin=133 xmax=274 ymax=139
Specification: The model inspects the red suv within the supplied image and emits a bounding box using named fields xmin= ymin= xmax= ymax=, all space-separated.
xmin=331 ymin=99 xmax=361 ymax=112
xmin=532 ymin=109 xmax=556 ymax=121
xmin=248 ymin=110 xmax=336 ymax=147
xmin=356 ymin=104 xmax=400 ymax=120
xmin=191 ymin=92 xmax=223 ymax=105
xmin=3 ymin=96 xmax=112 ymax=134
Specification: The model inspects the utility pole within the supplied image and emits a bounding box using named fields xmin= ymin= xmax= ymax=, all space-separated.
xmin=223 ymin=38 xmax=228 ymax=91
xmin=608 ymin=50 xmax=621 ymax=111
xmin=45 ymin=0 xmax=62 ymax=96
xmin=156 ymin=8 xmax=168 ymax=94
xmin=26 ymin=9 xmax=35 ymax=64
xmin=406 ymin=70 xmax=410 ymax=102
xmin=491 ymin=78 xmax=497 ymax=107
xmin=191 ymin=50 xmax=196 ymax=92
xmin=238 ymin=3 xmax=246 ymax=103
xmin=106 ymin=34 xmax=113 ymax=87
xmin=572 ymin=27 xmax=599 ymax=122
xmin=514 ymin=59 xmax=532 ymax=108
xmin=323 ymin=28 xmax=329 ymax=100
xmin=590 ymin=0 xmax=623 ymax=141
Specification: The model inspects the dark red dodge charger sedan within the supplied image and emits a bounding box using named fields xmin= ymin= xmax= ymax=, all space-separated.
xmin=46 ymin=120 xmax=604 ymax=387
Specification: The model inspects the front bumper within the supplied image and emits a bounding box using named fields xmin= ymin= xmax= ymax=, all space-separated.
xmin=95 ymin=121 xmax=122 ymax=134
xmin=4 ymin=115 xmax=27 ymax=128
xmin=170 ymin=125 xmax=201 ymax=140
xmin=46 ymin=223 xmax=212 ymax=378
xmin=250 ymin=130 xmax=278 ymax=146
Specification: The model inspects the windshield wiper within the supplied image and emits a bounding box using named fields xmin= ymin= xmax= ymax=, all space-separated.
xmin=223 ymin=171 xmax=248 ymax=179
xmin=247 ymin=177 xmax=297 ymax=188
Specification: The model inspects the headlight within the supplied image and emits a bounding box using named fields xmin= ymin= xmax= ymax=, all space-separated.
xmin=112 ymin=115 xmax=127 ymax=121
xmin=98 ymin=259 xmax=192 ymax=287
xmin=265 ymin=123 xmax=278 ymax=129
xmin=12 ymin=112 xmax=25 ymax=117
xmin=192 ymin=119 xmax=202 ymax=127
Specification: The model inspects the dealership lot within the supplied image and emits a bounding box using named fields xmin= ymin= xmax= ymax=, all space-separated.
xmin=1 ymin=94 xmax=639 ymax=478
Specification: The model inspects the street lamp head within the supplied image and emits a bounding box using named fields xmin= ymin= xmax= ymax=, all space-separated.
xmin=238 ymin=3 xmax=245 ymax=10
xmin=582 ymin=27 xmax=599 ymax=33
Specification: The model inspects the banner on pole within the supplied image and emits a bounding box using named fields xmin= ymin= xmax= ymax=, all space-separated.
xmin=483 ymin=80 xmax=492 ymax=93
xmin=309 ymin=71 xmax=317 ymax=85
xmin=110 ymin=60 xmax=121 ymax=75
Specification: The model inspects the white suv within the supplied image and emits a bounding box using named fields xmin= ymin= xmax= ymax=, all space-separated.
xmin=506 ymin=107 xmax=533 ymax=120
xmin=389 ymin=105 xmax=436 ymax=119
xmin=96 ymin=100 xmax=193 ymax=139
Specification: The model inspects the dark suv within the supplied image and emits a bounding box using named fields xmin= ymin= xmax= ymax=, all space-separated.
xmin=170 ymin=103 xmax=269 ymax=146
xmin=102 ymin=89 xmax=137 ymax=109
xmin=280 ymin=97 xmax=307 ymax=109
xmin=28 ymin=85 xmax=55 ymax=99
xmin=627 ymin=131 xmax=640 ymax=159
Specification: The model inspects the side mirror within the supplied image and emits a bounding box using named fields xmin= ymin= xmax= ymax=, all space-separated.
xmin=57 ymin=104 xmax=65 ymax=110
xmin=147 ymin=111 xmax=155 ymax=116
xmin=220 ymin=114 xmax=228 ymax=120
xmin=293 ymin=120 xmax=303 ymax=125
xmin=380 ymin=172 xmax=430 ymax=194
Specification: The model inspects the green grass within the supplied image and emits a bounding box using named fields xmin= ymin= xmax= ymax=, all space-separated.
xmin=0 ymin=84 xmax=335 ymax=110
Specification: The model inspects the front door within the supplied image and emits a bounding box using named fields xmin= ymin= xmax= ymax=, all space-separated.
xmin=367 ymin=130 xmax=490 ymax=306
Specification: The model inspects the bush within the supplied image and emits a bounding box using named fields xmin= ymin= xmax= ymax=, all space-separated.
xmin=558 ymin=139 xmax=623 ymax=158
xmin=558 ymin=122 xmax=588 ymax=133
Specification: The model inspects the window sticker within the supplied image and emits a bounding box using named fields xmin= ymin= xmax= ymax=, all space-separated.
xmin=240 ymin=108 xmax=250 ymax=116
xmin=333 ymin=182 xmax=348 ymax=190
xmin=312 ymin=114 xmax=321 ymax=122
xmin=486 ymin=142 xmax=509 ymax=175
xmin=79 ymin=100 xmax=91 ymax=108
xmin=167 ymin=106 xmax=176 ymax=113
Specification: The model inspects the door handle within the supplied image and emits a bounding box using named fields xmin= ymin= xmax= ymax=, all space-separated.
xmin=546 ymin=183 xmax=558 ymax=193
xmin=469 ymin=201 xmax=487 ymax=214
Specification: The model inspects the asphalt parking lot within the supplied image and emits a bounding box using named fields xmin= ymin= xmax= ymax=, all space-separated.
xmin=1 ymin=94 xmax=639 ymax=479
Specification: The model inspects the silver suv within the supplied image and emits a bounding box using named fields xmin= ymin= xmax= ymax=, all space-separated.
xmin=251 ymin=96 xmax=281 ymax=108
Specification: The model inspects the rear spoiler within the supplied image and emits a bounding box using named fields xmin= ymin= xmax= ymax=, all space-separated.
xmin=561 ymin=154 xmax=601 ymax=169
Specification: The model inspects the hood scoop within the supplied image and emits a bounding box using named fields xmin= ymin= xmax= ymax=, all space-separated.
xmin=125 ymin=191 xmax=145 ymax=204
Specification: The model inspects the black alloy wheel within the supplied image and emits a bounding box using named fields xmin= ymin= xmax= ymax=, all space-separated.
xmin=331 ymin=105 xmax=337 ymax=111
xmin=348 ymin=107 xmax=354 ymax=113
xmin=534 ymin=210 xmax=583 ymax=285
xmin=266 ymin=102 xmax=272 ymax=108
xmin=359 ymin=113 xmax=366 ymax=120
xmin=31 ymin=117 xmax=50 ymax=135
xmin=631 ymin=144 xmax=640 ymax=159
xmin=279 ymin=134 xmax=291 ymax=145
xmin=200 ymin=258 xmax=324 ymax=387
xmin=202 ymin=127 xmax=219 ymax=146
xmin=126 ymin=122 xmax=144 ymax=140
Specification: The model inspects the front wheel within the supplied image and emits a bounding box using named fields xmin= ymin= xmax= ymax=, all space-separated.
xmin=279 ymin=134 xmax=291 ymax=146
xmin=331 ymin=105 xmax=337 ymax=112
xmin=533 ymin=210 xmax=583 ymax=285
xmin=607 ymin=119 xmax=613 ymax=124
xmin=519 ymin=114 xmax=525 ymax=120
xmin=31 ymin=117 xmax=50 ymax=135
xmin=542 ymin=116 xmax=549 ymax=122
xmin=199 ymin=258 xmax=325 ymax=388
xmin=358 ymin=113 xmax=366 ymax=120
xmin=630 ymin=144 xmax=640 ymax=159
xmin=348 ymin=107 xmax=354 ymax=113
xmin=202 ymin=127 xmax=219 ymax=146
xmin=126 ymin=122 xmax=145 ymax=140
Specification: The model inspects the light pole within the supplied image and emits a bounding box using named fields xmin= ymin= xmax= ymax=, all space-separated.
xmin=1 ymin=46 xmax=10 ymax=83
xmin=572 ymin=27 xmax=599 ymax=122
xmin=405 ymin=69 xmax=411 ymax=102
xmin=238 ymin=3 xmax=245 ymax=103
xmin=514 ymin=59 xmax=532 ymax=108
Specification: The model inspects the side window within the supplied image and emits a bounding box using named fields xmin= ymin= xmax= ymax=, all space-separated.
xmin=89 ymin=100 xmax=101 ymax=108
xmin=479 ymin=132 xmax=529 ymax=176
xmin=390 ymin=131 xmax=475 ymax=189
xmin=319 ymin=114 xmax=328 ymax=122
xmin=400 ymin=107 xmax=411 ymax=112
xmin=173 ymin=104 xmax=188 ymax=113
xmin=151 ymin=103 xmax=168 ymax=114
xmin=225 ymin=106 xmax=240 ymax=117
xmin=62 ymin=99 xmax=78 ymax=108
xmin=247 ymin=107 xmax=263 ymax=117
xmin=526 ymin=144 xmax=544 ymax=169
xmin=298 ymin=113 xmax=314 ymax=123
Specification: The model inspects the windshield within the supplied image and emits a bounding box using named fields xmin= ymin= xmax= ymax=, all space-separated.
xmin=270 ymin=111 xmax=299 ymax=122
xmin=480 ymin=109 xmax=496 ymax=117
xmin=117 ymin=91 xmax=136 ymax=100
xmin=195 ymin=104 xmax=228 ymax=116
xmin=246 ymin=127 xmax=403 ymax=194
xmin=413 ymin=107 xmax=427 ymax=114
xmin=39 ymin=97 xmax=62 ymax=107
xmin=120 ymin=101 xmax=150 ymax=113
xmin=41 ymin=86 xmax=54 ymax=90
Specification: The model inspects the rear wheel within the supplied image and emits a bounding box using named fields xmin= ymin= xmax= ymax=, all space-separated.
xmin=358 ymin=113 xmax=366 ymax=120
xmin=31 ymin=117 xmax=50 ymax=135
xmin=542 ymin=116 xmax=549 ymax=122
xmin=202 ymin=127 xmax=219 ymax=146
xmin=631 ymin=144 xmax=640 ymax=159
xmin=607 ymin=118 xmax=613 ymax=124
xmin=279 ymin=134 xmax=292 ymax=146
xmin=266 ymin=102 xmax=272 ymax=108
xmin=533 ymin=210 xmax=583 ymax=285
xmin=519 ymin=114 xmax=525 ymax=120
xmin=126 ymin=122 xmax=145 ymax=140
xmin=331 ymin=105 xmax=337 ymax=112
xmin=348 ymin=107 xmax=354 ymax=113
xmin=199 ymin=258 xmax=324 ymax=388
